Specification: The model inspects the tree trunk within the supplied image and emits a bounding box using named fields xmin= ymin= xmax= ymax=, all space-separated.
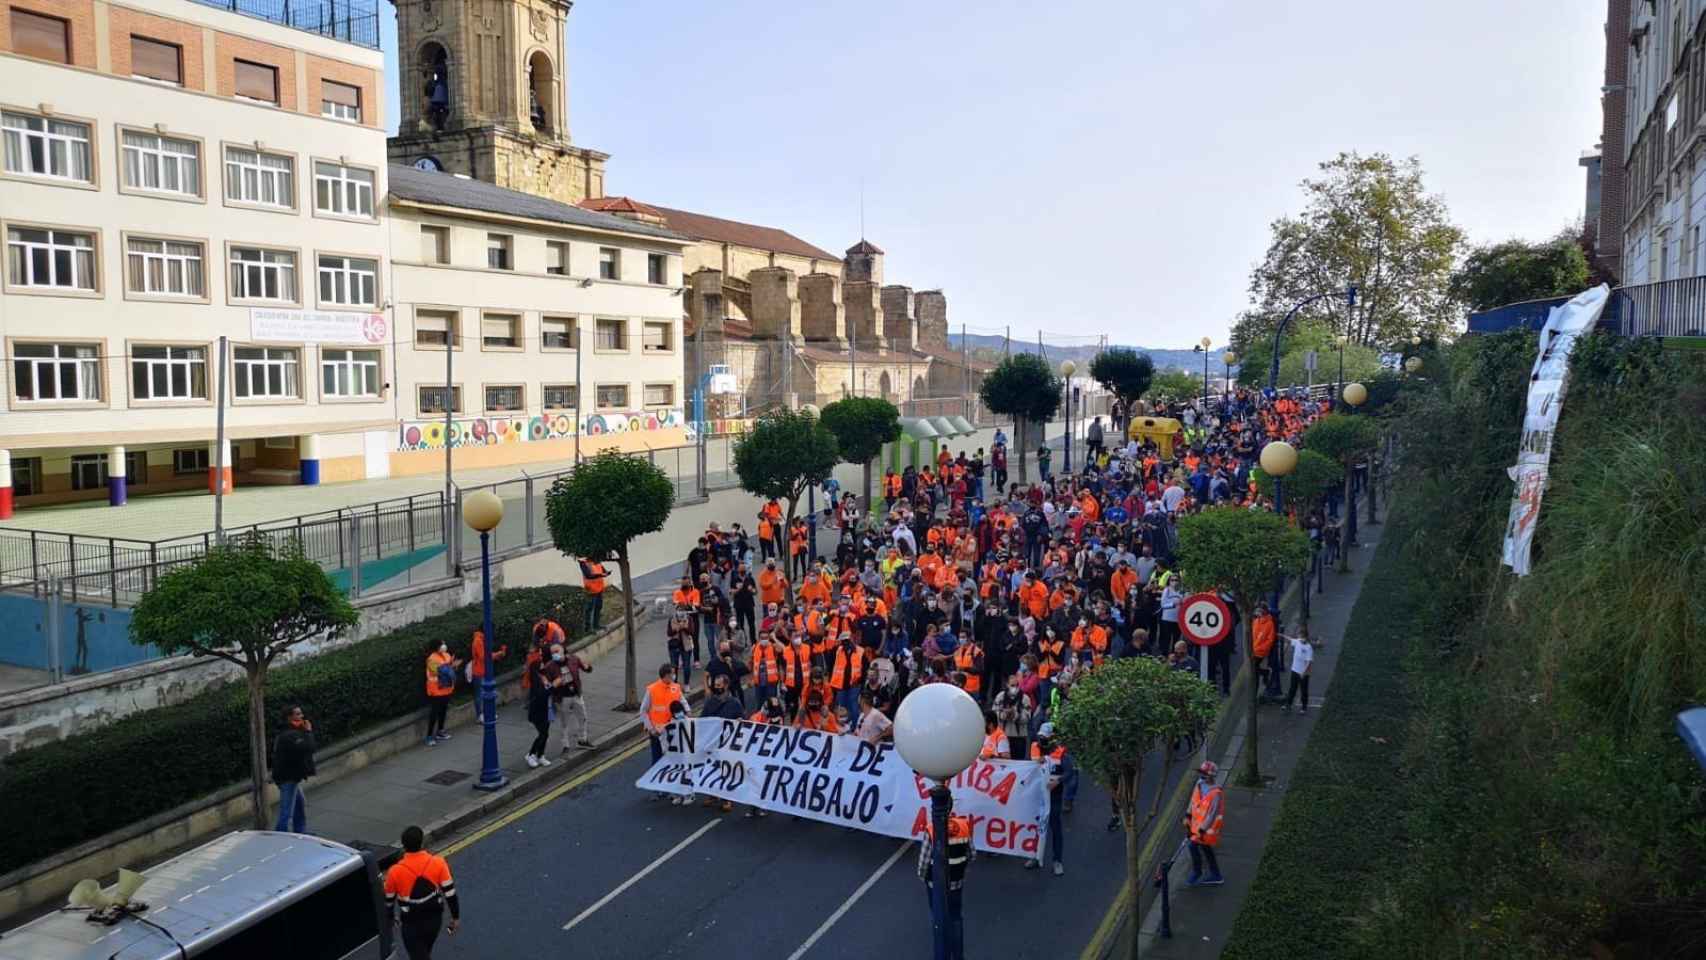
xmin=861 ymin=458 xmax=873 ymax=516
xmin=617 ymin=545 xmax=639 ymax=710
xmin=1338 ymin=472 xmax=1353 ymax=572
xmin=1015 ymin=417 xmax=1029 ymax=486
xmin=1122 ymin=768 xmax=1145 ymax=960
xmin=1240 ymin=614 xmax=1262 ymax=787
xmin=1366 ymin=453 xmax=1380 ymax=525
xmin=245 ymin=666 xmax=270 ymax=829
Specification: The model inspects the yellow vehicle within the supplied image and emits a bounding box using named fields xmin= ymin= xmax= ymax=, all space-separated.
xmin=1127 ymin=416 xmax=1184 ymax=459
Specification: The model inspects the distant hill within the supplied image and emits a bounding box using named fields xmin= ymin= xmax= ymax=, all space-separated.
xmin=946 ymin=333 xmax=1231 ymax=374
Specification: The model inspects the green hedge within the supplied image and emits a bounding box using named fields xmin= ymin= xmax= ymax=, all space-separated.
xmin=0 ymin=584 xmax=612 ymax=876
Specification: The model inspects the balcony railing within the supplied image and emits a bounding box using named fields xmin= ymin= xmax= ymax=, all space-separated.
xmin=189 ymin=0 xmax=381 ymax=49
xmin=1614 ymin=276 xmax=1706 ymax=338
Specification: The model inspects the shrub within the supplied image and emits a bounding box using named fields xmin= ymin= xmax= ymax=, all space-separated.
xmin=0 ymin=584 xmax=609 ymax=875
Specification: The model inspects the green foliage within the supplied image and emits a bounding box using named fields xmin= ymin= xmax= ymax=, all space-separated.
xmin=1174 ymin=508 xmax=1310 ymax=605
xmin=1088 ymin=347 xmax=1155 ymax=407
xmin=1145 ymin=368 xmax=1200 ymax=401
xmin=1237 ymin=318 xmax=1383 ymax=388
xmin=1449 ymin=230 xmax=1590 ymax=312
xmin=1252 ymin=449 xmax=1342 ymax=509
xmin=732 ymin=409 xmax=840 ymax=520
xmin=978 ymin=352 xmax=1063 ymax=422
xmin=1300 ymin=413 xmax=1380 ymax=465
xmin=0 ymin=584 xmax=607 ymax=876
xmin=1056 ymin=657 xmax=1219 ymax=786
xmin=818 ymin=396 xmax=901 ymax=464
xmin=545 ymin=451 xmax=675 ymax=561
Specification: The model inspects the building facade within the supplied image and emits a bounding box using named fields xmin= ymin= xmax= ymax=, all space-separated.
xmin=1615 ymin=0 xmax=1706 ymax=286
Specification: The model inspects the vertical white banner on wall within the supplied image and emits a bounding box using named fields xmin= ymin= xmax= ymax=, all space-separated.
xmin=1500 ymin=284 xmax=1609 ymax=575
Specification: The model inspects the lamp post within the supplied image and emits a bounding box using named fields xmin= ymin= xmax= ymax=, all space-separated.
xmin=1222 ymin=352 xmax=1237 ymax=396
xmin=462 ymin=489 xmax=507 ymax=792
xmin=1260 ymin=441 xmax=1298 ymax=694
xmin=802 ymin=403 xmax=821 ymax=563
xmin=1196 ymin=337 xmax=1212 ymax=408
xmin=893 ymin=683 xmax=985 ymax=960
xmin=1268 ymin=285 xmax=1356 ymax=392
xmin=1342 ymin=382 xmax=1367 ymax=551
xmin=1334 ymin=334 xmax=1348 ymax=410
xmin=1059 ymin=360 xmax=1077 ymax=474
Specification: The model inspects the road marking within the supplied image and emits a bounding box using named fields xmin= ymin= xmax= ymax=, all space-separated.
xmin=562 ymin=818 xmax=723 ymax=931
xmin=785 ymin=841 xmax=911 ymax=960
xmin=441 ymin=739 xmax=648 ymax=857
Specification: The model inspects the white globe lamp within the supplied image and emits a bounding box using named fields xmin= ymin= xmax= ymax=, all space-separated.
xmin=893 ymin=682 xmax=985 ymax=781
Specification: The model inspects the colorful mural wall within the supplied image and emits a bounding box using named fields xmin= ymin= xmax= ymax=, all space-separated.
xmin=398 ymin=408 xmax=687 ymax=452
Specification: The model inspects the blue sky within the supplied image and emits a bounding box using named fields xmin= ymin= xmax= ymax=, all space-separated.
xmin=380 ymin=0 xmax=1605 ymax=347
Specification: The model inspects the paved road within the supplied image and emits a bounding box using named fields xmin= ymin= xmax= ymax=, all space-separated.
xmin=421 ymin=729 xmax=1187 ymax=960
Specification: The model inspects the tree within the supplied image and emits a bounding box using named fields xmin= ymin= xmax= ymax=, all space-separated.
xmin=1056 ymin=657 xmax=1219 ymax=960
xmin=130 ymin=537 xmax=358 ymax=828
xmin=1174 ymin=508 xmax=1310 ymax=787
xmin=545 ymin=452 xmax=675 ymax=709
xmin=1301 ymin=413 xmax=1382 ymax=571
xmin=1449 ymin=230 xmax=1590 ymax=312
xmin=979 ymin=352 xmax=1062 ymax=484
xmin=1252 ymin=448 xmax=1344 ymax=514
xmin=1236 ymin=317 xmax=1385 ymax=389
xmin=818 ymin=396 xmax=900 ymax=510
xmin=1230 ymin=152 xmax=1465 ymax=362
xmin=1089 ymin=348 xmax=1156 ymax=412
xmin=1145 ymin=368 xmax=1200 ymax=403
xmin=733 ymin=409 xmax=840 ymax=533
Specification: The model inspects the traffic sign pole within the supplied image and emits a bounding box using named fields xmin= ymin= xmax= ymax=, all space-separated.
xmin=1179 ymin=592 xmax=1233 ymax=684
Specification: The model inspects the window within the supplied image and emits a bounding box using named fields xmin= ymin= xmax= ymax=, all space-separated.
xmin=541 ymin=316 xmax=576 ymax=349
xmin=70 ymin=454 xmax=106 ymax=492
xmin=2 ymin=112 xmax=92 ymax=183
xmin=234 ymin=59 xmax=279 ymax=103
xmin=481 ymin=313 xmax=519 ymax=348
xmin=11 ymin=9 xmax=68 ymax=63
xmin=1668 ymin=94 xmax=1680 ymax=131
xmin=598 ymin=247 xmax=620 ymax=280
xmin=126 ymin=238 xmax=204 ymax=297
xmin=130 ymin=36 xmax=182 ymax=84
xmin=131 ymin=345 xmax=207 ymax=400
xmin=546 ymin=241 xmax=568 ymax=275
xmin=11 ymin=343 xmax=101 ymax=402
xmin=316 ymin=254 xmax=377 ymax=307
xmin=542 ymin=383 xmax=577 ymax=410
xmin=487 ymin=233 xmax=512 ymax=270
xmin=421 ymin=225 xmax=449 ymax=264
xmin=229 ymin=246 xmax=297 ymax=302
xmin=122 ymin=130 xmax=200 ymax=197
xmin=224 ymin=147 xmax=294 ymax=208
xmin=263 ymin=436 xmax=295 ymax=449
xmin=648 ymin=253 xmax=667 ymax=285
xmin=484 ymin=384 xmax=522 ymax=412
xmin=321 ymin=80 xmax=361 ymax=121
xmin=321 ymin=348 xmax=381 ymax=398
xmin=595 ymin=318 xmax=626 ymax=350
xmin=11 ymin=457 xmax=40 ymax=496
xmin=172 ymin=447 xmax=208 ymax=475
xmin=7 ymin=227 xmax=96 ymax=290
xmin=595 ymin=383 xmax=629 ymax=410
xmin=313 ymin=162 xmax=374 ymax=217
xmin=125 ymin=450 xmax=147 ymax=486
xmin=418 ymin=384 xmax=462 ymax=414
xmin=642 ymin=321 xmax=673 ymax=353
xmin=415 ymin=309 xmax=457 ymax=347
xmin=233 ymin=346 xmax=299 ymax=399
xmin=643 ymin=383 xmax=675 ymax=406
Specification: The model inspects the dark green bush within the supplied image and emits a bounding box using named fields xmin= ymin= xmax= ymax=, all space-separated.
xmin=0 ymin=584 xmax=610 ymax=875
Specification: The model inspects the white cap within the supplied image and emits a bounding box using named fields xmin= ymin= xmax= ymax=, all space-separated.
xmin=1037 ymin=722 xmax=1056 ymax=738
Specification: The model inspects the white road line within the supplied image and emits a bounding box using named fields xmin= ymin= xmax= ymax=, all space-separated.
xmin=562 ymin=818 xmax=723 ymax=931
xmin=785 ymin=841 xmax=912 ymax=960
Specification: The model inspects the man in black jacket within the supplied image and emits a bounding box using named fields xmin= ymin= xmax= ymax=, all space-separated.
xmin=271 ymin=704 xmax=316 ymax=833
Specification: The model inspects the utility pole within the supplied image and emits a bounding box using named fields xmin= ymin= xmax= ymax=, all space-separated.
xmin=962 ymin=322 xmax=971 ymax=422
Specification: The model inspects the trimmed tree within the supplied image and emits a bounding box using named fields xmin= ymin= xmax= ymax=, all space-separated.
xmin=546 ymin=451 xmax=675 ymax=709
xmin=1174 ymin=508 xmax=1310 ymax=787
xmin=1301 ymin=413 xmax=1382 ymax=571
xmin=1252 ymin=448 xmax=1344 ymax=514
xmin=818 ymin=396 xmax=901 ymax=511
xmin=978 ymin=352 xmax=1063 ymax=485
xmin=1145 ymin=368 xmax=1200 ymax=403
xmin=1057 ymin=657 xmax=1219 ymax=960
xmin=130 ymin=536 xmax=358 ymax=828
xmin=733 ymin=408 xmax=840 ymax=533
xmin=1089 ymin=347 xmax=1156 ymax=414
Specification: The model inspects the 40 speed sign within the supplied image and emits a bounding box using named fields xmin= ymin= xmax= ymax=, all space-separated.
xmin=1179 ymin=593 xmax=1232 ymax=646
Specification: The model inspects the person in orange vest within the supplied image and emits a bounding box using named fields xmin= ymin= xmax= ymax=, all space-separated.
xmin=385 ymin=824 xmax=460 ymax=960
xmin=796 ymin=678 xmax=840 ymax=733
xmin=1251 ymin=601 xmax=1280 ymax=700
xmin=749 ymin=630 xmax=783 ymax=708
xmin=884 ymin=469 xmax=903 ymax=507
xmin=918 ymin=810 xmax=973 ymax=960
xmin=954 ymin=638 xmax=985 ymax=700
xmin=578 ymin=555 xmax=609 ymax=632
xmin=424 ymin=640 xmax=462 ymax=746
xmin=758 ymin=559 xmax=787 ymax=608
xmin=828 ymin=632 xmax=869 ymax=729
xmin=788 ymin=518 xmax=810 ymax=579
xmin=639 ymin=663 xmax=684 ymax=796
xmin=1183 ymin=760 xmax=1225 ymax=886
xmin=1025 ymin=722 xmax=1072 ymax=876
xmin=467 ymin=628 xmax=509 ymax=722
xmin=779 ymin=634 xmax=811 ymax=716
xmin=979 ymin=709 xmax=1010 ymax=759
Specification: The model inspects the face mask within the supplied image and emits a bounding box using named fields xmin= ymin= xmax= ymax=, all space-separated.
xmin=552 ymin=653 xmax=565 ymax=663
xmin=439 ymin=645 xmax=449 ymax=654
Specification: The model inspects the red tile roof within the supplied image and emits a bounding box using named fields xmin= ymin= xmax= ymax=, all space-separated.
xmin=579 ymin=196 xmax=665 ymax=218
xmin=846 ymin=239 xmax=885 ymax=255
xmin=584 ymin=200 xmax=841 ymax=263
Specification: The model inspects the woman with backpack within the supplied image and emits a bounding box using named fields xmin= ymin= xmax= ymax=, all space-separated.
xmin=424 ymin=640 xmax=463 ymax=746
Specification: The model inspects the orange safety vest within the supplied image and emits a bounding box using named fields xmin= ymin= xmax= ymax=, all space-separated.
xmin=645 ymin=679 xmax=683 ymax=728
xmin=580 ymin=559 xmax=608 ymax=594
xmin=1190 ymin=782 xmax=1225 ymax=846
xmin=384 ymin=850 xmax=454 ymax=919
xmin=751 ymin=642 xmax=782 ymax=685
xmin=759 ymin=570 xmax=786 ymax=605
xmin=425 ymin=651 xmax=455 ymax=697
xmin=1035 ymin=640 xmax=1064 ymax=679
xmin=830 ymin=645 xmax=868 ymax=690
xmin=954 ymin=645 xmax=983 ymax=693
xmin=980 ymin=729 xmax=1010 ymax=759
xmin=1251 ymin=615 xmax=1276 ymax=660
xmin=1030 ymin=742 xmax=1066 ymax=763
xmin=780 ymin=643 xmax=811 ymax=689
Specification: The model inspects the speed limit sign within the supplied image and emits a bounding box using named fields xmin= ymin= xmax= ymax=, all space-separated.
xmin=1180 ymin=593 xmax=1233 ymax=646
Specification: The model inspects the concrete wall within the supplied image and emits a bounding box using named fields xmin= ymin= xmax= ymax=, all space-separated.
xmin=798 ymin=273 xmax=845 ymax=343
xmin=747 ymin=266 xmax=801 ymax=340
xmin=916 ymin=290 xmax=949 ymax=349
xmin=844 ymin=281 xmax=884 ymax=349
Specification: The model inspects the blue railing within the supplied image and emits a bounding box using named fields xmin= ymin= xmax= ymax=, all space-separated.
xmin=188 ymin=0 xmax=381 ymax=49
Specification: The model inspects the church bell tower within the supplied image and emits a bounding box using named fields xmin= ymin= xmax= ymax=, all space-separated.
xmin=388 ymin=0 xmax=607 ymax=203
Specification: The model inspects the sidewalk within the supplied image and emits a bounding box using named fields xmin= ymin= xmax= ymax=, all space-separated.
xmin=1135 ymin=527 xmax=1380 ymax=958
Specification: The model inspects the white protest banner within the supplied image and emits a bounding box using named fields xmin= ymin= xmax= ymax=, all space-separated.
xmin=1500 ymin=284 xmax=1608 ymax=575
xmin=637 ymin=718 xmax=1051 ymax=859
xmin=250 ymin=308 xmax=388 ymax=345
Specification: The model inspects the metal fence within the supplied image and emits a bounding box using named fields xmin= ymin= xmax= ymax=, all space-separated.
xmin=189 ymin=0 xmax=382 ymax=48
xmin=1614 ymin=277 xmax=1706 ymax=337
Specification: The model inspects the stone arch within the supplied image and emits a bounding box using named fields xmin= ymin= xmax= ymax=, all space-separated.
xmin=878 ymin=370 xmax=893 ymax=400
xmin=527 ymin=50 xmax=555 ymax=133
xmin=420 ymin=41 xmax=451 ymax=131
xmin=913 ymin=376 xmax=927 ymax=399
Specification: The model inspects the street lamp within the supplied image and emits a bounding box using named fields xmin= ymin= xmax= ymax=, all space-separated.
xmin=1268 ymin=285 xmax=1356 ymax=392
xmin=894 ymin=683 xmax=985 ymax=960
xmin=1342 ymin=382 xmax=1367 ymax=549
xmin=1258 ymin=439 xmax=1297 ymax=716
xmin=1059 ymin=360 xmax=1076 ymax=474
xmin=462 ymin=489 xmax=507 ymax=792
xmin=1334 ymin=334 xmax=1349 ymax=410
xmin=1222 ymin=352 xmax=1237 ymax=395
xmin=802 ymin=403 xmax=821 ymax=562
xmin=1197 ymin=337 xmax=1212 ymax=408
xmin=1404 ymin=356 xmax=1423 ymax=374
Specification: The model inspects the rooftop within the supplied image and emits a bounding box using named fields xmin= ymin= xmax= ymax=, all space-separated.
xmin=584 ymin=199 xmax=841 ymax=262
xmin=189 ymin=0 xmax=381 ymax=49
xmin=388 ymin=167 xmax=690 ymax=242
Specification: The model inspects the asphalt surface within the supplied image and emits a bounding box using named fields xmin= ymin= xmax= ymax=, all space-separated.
xmin=422 ymin=728 xmax=1191 ymax=960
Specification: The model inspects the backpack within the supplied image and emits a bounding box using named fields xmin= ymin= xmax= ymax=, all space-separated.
xmin=436 ymin=662 xmax=458 ymax=689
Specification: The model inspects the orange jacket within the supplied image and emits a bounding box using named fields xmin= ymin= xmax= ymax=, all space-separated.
xmin=829 ymin=645 xmax=869 ymax=690
xmin=426 ymin=651 xmax=456 ymax=698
